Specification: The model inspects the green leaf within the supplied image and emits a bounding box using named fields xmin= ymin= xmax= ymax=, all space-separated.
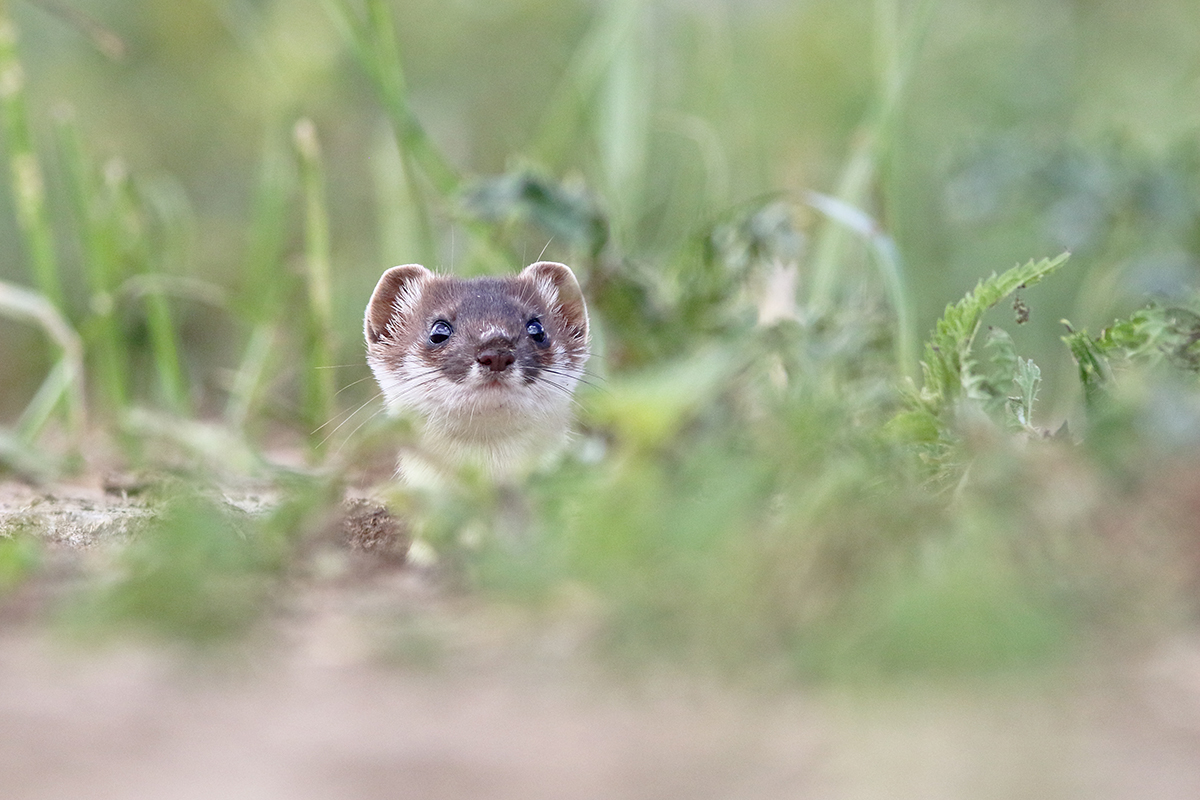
xmin=1062 ymin=323 xmax=1110 ymax=409
xmin=1009 ymin=357 xmax=1041 ymax=428
xmin=910 ymin=252 xmax=1069 ymax=421
xmin=1063 ymin=303 xmax=1200 ymax=409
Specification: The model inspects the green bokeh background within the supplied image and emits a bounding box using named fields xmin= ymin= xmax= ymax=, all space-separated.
xmin=2 ymin=0 xmax=1199 ymax=421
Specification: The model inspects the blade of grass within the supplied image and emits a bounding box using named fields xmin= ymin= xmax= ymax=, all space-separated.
xmin=293 ymin=118 xmax=335 ymax=446
xmin=596 ymin=0 xmax=649 ymax=245
xmin=24 ymin=0 xmax=126 ymax=61
xmin=805 ymin=190 xmax=916 ymax=378
xmin=225 ymin=323 xmax=276 ymax=432
xmin=807 ymin=0 xmax=936 ymax=309
xmin=321 ymin=0 xmax=457 ymax=196
xmin=0 ymin=4 xmax=65 ymax=308
xmin=529 ymin=0 xmax=642 ymax=170
xmin=118 ymin=273 xmax=228 ymax=309
xmin=54 ymin=108 xmax=130 ymax=412
xmin=143 ymin=276 xmax=188 ymax=416
xmin=117 ymin=172 xmax=190 ymax=415
xmin=123 ymin=408 xmax=265 ymax=477
xmin=0 ymin=280 xmax=85 ymax=442
xmin=319 ymin=0 xmax=438 ymax=264
xmin=360 ymin=0 xmax=458 ymax=195
xmin=322 ymin=0 xmax=515 ymax=273
xmin=238 ymin=137 xmax=294 ymax=322
xmin=0 ymin=428 xmax=56 ymax=481
xmin=16 ymin=358 xmax=75 ymax=439
xmin=526 ymin=0 xmax=649 ymax=248
xmin=343 ymin=0 xmax=437 ymax=265
xmin=372 ymin=121 xmax=426 ymax=270
xmin=226 ymin=136 xmax=294 ymax=429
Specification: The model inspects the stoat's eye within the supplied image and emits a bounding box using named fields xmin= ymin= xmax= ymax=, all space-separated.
xmin=526 ymin=318 xmax=547 ymax=344
xmin=429 ymin=320 xmax=453 ymax=345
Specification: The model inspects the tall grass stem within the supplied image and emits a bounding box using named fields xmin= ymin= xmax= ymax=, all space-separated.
xmin=294 ymin=118 xmax=335 ymax=444
xmin=226 ymin=138 xmax=294 ymax=429
xmin=105 ymin=166 xmax=190 ymax=415
xmin=807 ymin=0 xmax=935 ymax=310
xmin=0 ymin=6 xmax=65 ymax=309
xmin=54 ymin=109 xmax=130 ymax=412
xmin=321 ymin=0 xmax=457 ymax=197
xmin=805 ymin=190 xmax=916 ymax=377
xmin=324 ymin=0 xmax=515 ymax=272
xmin=0 ymin=280 xmax=85 ymax=441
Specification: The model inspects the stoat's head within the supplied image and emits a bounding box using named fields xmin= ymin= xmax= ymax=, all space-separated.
xmin=364 ymin=262 xmax=590 ymax=448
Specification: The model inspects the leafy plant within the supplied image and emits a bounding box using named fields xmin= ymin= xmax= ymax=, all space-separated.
xmin=919 ymin=254 xmax=1068 ymax=413
xmin=888 ymin=254 xmax=1070 ymax=476
xmin=1064 ymin=304 xmax=1200 ymax=407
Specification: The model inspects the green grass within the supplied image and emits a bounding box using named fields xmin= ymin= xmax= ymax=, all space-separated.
xmin=293 ymin=118 xmax=336 ymax=441
xmin=0 ymin=0 xmax=1199 ymax=680
xmin=0 ymin=4 xmax=63 ymax=308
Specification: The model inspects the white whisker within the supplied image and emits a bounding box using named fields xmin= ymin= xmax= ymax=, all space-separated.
xmin=335 ymin=375 xmax=376 ymax=397
xmin=315 ymin=392 xmax=383 ymax=447
xmin=331 ymin=405 xmax=387 ymax=459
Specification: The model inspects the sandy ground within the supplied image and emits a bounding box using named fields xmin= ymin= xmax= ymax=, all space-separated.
xmin=3 ymin=479 xmax=1200 ymax=799
xmin=4 ymin=629 xmax=1200 ymax=800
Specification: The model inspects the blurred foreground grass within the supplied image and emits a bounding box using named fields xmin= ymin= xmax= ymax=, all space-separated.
xmin=1 ymin=0 xmax=1200 ymax=679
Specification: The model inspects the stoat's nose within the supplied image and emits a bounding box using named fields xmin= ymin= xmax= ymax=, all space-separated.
xmin=476 ymin=337 xmax=516 ymax=372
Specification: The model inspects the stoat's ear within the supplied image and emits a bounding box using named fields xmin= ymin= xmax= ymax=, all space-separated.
xmin=365 ymin=264 xmax=432 ymax=344
xmin=521 ymin=261 xmax=589 ymax=344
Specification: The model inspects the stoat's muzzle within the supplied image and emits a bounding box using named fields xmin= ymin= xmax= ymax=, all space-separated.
xmin=475 ymin=335 xmax=516 ymax=374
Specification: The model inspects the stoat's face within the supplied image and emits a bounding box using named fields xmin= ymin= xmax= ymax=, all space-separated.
xmin=364 ymin=262 xmax=590 ymax=446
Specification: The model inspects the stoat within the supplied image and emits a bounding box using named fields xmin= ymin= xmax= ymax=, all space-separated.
xmin=364 ymin=261 xmax=590 ymax=483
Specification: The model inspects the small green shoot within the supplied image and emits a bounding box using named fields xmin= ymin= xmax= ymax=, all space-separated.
xmin=1008 ymin=356 xmax=1041 ymax=430
xmin=0 ymin=280 xmax=85 ymax=445
xmin=0 ymin=532 xmax=40 ymax=594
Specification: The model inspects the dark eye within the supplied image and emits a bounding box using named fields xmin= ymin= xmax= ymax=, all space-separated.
xmin=429 ymin=320 xmax=453 ymax=345
xmin=526 ymin=318 xmax=547 ymax=344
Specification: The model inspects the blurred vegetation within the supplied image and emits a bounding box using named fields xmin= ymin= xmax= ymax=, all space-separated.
xmin=2 ymin=0 xmax=1200 ymax=677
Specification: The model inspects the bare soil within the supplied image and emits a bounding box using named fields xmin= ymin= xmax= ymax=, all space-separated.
xmin=3 ymin=479 xmax=1200 ymax=800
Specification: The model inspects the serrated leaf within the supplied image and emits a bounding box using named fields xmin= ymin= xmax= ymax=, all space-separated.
xmin=983 ymin=327 xmax=1018 ymax=386
xmin=1009 ymin=356 xmax=1041 ymax=428
xmin=1062 ymin=323 xmax=1110 ymax=408
xmin=1063 ymin=302 xmax=1200 ymax=409
xmin=915 ymin=253 xmax=1068 ymax=414
xmin=920 ymin=253 xmax=1069 ymax=411
xmin=1097 ymin=306 xmax=1200 ymax=371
